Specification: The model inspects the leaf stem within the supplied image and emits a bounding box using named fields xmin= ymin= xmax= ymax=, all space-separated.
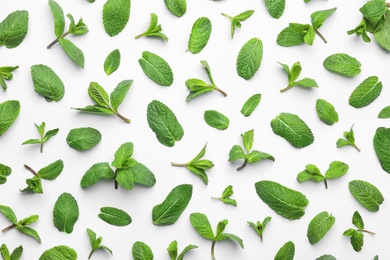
xmin=280 ymin=85 xmax=293 ymax=92
xmin=114 ymin=170 xmax=118 ymax=190
xmin=134 ymin=33 xmax=145 ymax=39
xmin=114 ymin=111 xmax=131 ymax=123
xmin=171 ymin=162 xmax=187 ymax=167
xmin=352 ymin=143 xmax=361 ymax=152
xmin=24 ymin=164 xmax=38 ymax=177
xmin=2 ymin=224 xmax=16 ymax=232
xmin=236 ymin=159 xmax=248 ymax=171
xmin=358 ymin=229 xmax=375 ymax=235
xmin=40 ymin=142 xmax=43 ymax=153
xmin=324 ymin=179 xmax=328 ymax=189
xmin=88 ymin=249 xmax=94 ymax=259
xmin=211 ymin=197 xmax=220 ymax=200
xmin=211 ymin=241 xmax=216 ymax=260
xmin=214 ymin=87 xmax=227 ymax=97
xmin=47 ymin=31 xmax=70 ymax=49
xmin=314 ymin=29 xmax=327 ymax=43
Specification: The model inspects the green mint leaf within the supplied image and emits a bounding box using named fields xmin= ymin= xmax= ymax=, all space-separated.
xmin=0 ymin=66 xmax=19 ymax=92
xmin=0 ymin=244 xmax=11 ymax=259
xmin=378 ymin=106 xmax=390 ymax=118
xmin=138 ymin=51 xmax=173 ymax=86
xmin=349 ymin=76 xmax=382 ymax=108
xmin=98 ymin=206 xmax=132 ymax=226
xmin=36 ymin=159 xmax=64 ymax=181
xmin=104 ymin=49 xmax=121 ymax=75
xmin=279 ymin=62 xmax=317 ymax=92
xmin=350 ymin=232 xmax=364 ymax=252
xmin=247 ymin=217 xmax=272 ymax=242
xmin=310 ymin=8 xmax=337 ymax=30
xmin=20 ymin=177 xmax=42 ymax=194
xmin=316 ymin=255 xmax=337 ymax=260
xmin=187 ymin=17 xmax=212 ymax=54
xmin=0 ymin=164 xmax=11 ymax=185
xmin=242 ymin=129 xmax=254 ymax=152
xmin=236 ymin=37 xmax=263 ymax=80
xmin=200 ymin=60 xmax=216 ymax=85
xmin=221 ymin=10 xmax=254 ymax=38
xmin=72 ymin=105 xmax=114 ymax=115
xmin=294 ymin=78 xmax=318 ymax=88
xmin=0 ymin=11 xmax=29 ymax=49
xmin=270 ymin=112 xmax=314 ymax=148
xmin=241 ymin=93 xmax=261 ymax=117
xmin=110 ymin=80 xmax=132 ymax=111
xmin=347 ymin=20 xmax=371 ymax=43
xmin=189 ymin=213 xmax=214 ymax=240
xmin=360 ymin=0 xmax=387 ymax=25
xmin=247 ymin=150 xmax=275 ymax=163
xmin=297 ymin=164 xmax=324 ymax=183
xmin=167 ymin=241 xmax=178 ymax=260
xmin=352 ymin=211 xmax=364 ymax=229
xmin=324 ymin=161 xmax=349 ymax=179
xmin=80 ymin=162 xmax=115 ymax=188
xmin=177 ymin=244 xmax=198 ymax=260
xmin=152 ymin=184 xmax=193 ymax=225
xmin=275 ymin=241 xmax=295 ymax=260
xmin=53 ymin=192 xmax=79 ymax=233
xmin=135 ymin=13 xmax=168 ymax=41
xmin=228 ymin=145 xmax=246 ymax=161
xmin=214 ymin=185 xmax=237 ymax=206
xmin=132 ymin=241 xmax=154 ymax=260
xmin=315 ymin=99 xmax=339 ymax=125
xmin=216 ymin=220 xmax=228 ymax=237
xmin=130 ymin=162 xmax=156 ymax=187
xmin=164 ymin=0 xmax=186 ymax=17
xmin=349 ymin=180 xmax=384 ymax=212
xmin=112 ymin=142 xmax=134 ymax=169
xmin=303 ymin=26 xmax=315 ymax=45
xmin=337 ymin=124 xmax=360 ymax=152
xmin=115 ymin=168 xmax=134 ymax=190
xmin=58 ymin=38 xmax=85 ymax=68
xmin=214 ymin=233 xmax=244 ymax=248
xmin=86 ymin=228 xmax=112 ymax=259
xmin=88 ymin=82 xmax=110 ymax=107
xmin=0 ymin=100 xmax=20 ymax=137
xmin=38 ymin=246 xmax=77 ymax=260
xmin=22 ymin=122 xmax=58 ymax=153
xmin=255 ymin=180 xmax=309 ymax=220
xmin=66 ymin=14 xmax=88 ymax=35
xmin=277 ymin=23 xmax=310 ymax=47
xmin=204 ymin=110 xmax=229 ymax=130
xmin=48 ymin=0 xmax=65 ymax=37
xmin=343 ymin=228 xmax=357 ymax=237
xmin=30 ymin=64 xmax=65 ymax=102
xmin=374 ymin=127 xmax=390 ymax=173
xmin=323 ymin=53 xmax=361 ymax=77
xmin=374 ymin=10 xmax=390 ymax=51
xmin=147 ymin=100 xmax=184 ymax=147
xmin=263 ymin=0 xmax=285 ymax=19
xmin=15 ymin=226 xmax=41 ymax=243
xmin=9 ymin=245 xmax=23 ymax=260
xmin=289 ymin=62 xmax=302 ymax=83
xmin=307 ymin=211 xmax=335 ymax=244
xmin=66 ymin=127 xmax=102 ymax=151
xmin=43 ymin=128 xmax=59 ymax=142
xmin=0 ymin=205 xmax=17 ymax=224
xmin=102 ymin=0 xmax=131 ymax=37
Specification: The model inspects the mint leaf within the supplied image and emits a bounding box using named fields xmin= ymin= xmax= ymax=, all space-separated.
xmin=374 ymin=10 xmax=390 ymax=51
xmin=347 ymin=19 xmax=371 ymax=43
xmin=277 ymin=23 xmax=310 ymax=47
xmin=378 ymin=106 xmax=390 ymax=118
xmin=188 ymin=17 xmax=212 ymax=54
xmin=275 ymin=241 xmax=295 ymax=260
xmin=0 ymin=164 xmax=11 ymax=185
xmin=0 ymin=244 xmax=23 ymax=260
xmin=311 ymin=8 xmax=337 ymax=30
xmin=298 ymin=161 xmax=348 ymax=189
xmin=337 ymin=124 xmax=360 ymax=152
xmin=323 ymin=53 xmax=361 ymax=77
xmin=164 ymin=0 xmax=186 ymax=17
xmin=30 ymin=64 xmax=65 ymax=102
xmin=48 ymin=1 xmax=65 ymax=37
xmin=38 ymin=246 xmax=77 ymax=260
xmin=0 ymin=205 xmax=17 ymax=224
xmin=86 ymin=228 xmax=112 ymax=259
xmin=270 ymin=112 xmax=314 ymax=148
xmin=152 ymin=184 xmax=193 ymax=225
xmin=349 ymin=180 xmax=384 ymax=212
xmin=104 ymin=49 xmax=121 ymax=75
xmin=98 ymin=206 xmax=132 ymax=226
xmin=66 ymin=127 xmax=102 ymax=151
xmin=80 ymin=162 xmax=115 ymax=188
xmin=0 ymin=11 xmax=29 ymax=49
xmin=66 ymin=14 xmax=88 ymax=35
xmin=307 ymin=211 xmax=335 ymax=244
xmin=103 ymin=0 xmax=131 ymax=37
xmin=263 ymin=0 xmax=285 ymax=19
xmin=167 ymin=241 xmax=197 ymax=260
xmin=247 ymin=216 xmax=272 ymax=242
xmin=0 ymin=100 xmax=20 ymax=137
xmin=316 ymin=255 xmax=337 ymax=260
xmin=212 ymin=185 xmax=237 ymax=206
xmin=352 ymin=211 xmax=364 ymax=229
xmin=0 ymin=65 xmax=19 ymax=92
xmin=236 ymin=37 xmax=263 ymax=80
xmin=204 ymin=110 xmax=229 ymax=130
xmin=147 ymin=100 xmax=184 ymax=147
xmin=138 ymin=51 xmax=173 ymax=86
xmin=221 ymin=10 xmax=254 ymax=38
xmin=241 ymin=93 xmax=261 ymax=117
xmin=22 ymin=122 xmax=59 ymax=153
xmin=53 ymin=193 xmax=79 ymax=233
xmin=374 ymin=127 xmax=390 ymax=173
xmin=344 ymin=211 xmax=375 ymax=252
xmin=315 ymin=99 xmax=339 ymax=125
xmin=132 ymin=241 xmax=154 ymax=260
xmin=58 ymin=38 xmax=84 ymax=68
xmin=135 ymin=13 xmax=168 ymax=41
xmin=278 ymin=61 xmax=318 ymax=92
xmin=255 ymin=180 xmax=309 ymax=220
xmin=349 ymin=76 xmax=382 ymax=108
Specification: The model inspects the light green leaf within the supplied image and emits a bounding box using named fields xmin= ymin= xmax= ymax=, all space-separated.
xmin=72 ymin=105 xmax=114 ymax=115
xmin=323 ymin=53 xmax=361 ymax=77
xmin=378 ymin=106 xmax=390 ymax=118
xmin=138 ymin=51 xmax=173 ymax=86
xmin=88 ymin=82 xmax=110 ymax=107
xmin=53 ymin=193 xmax=79 ymax=233
xmin=360 ymin=0 xmax=387 ymax=25
xmin=130 ymin=162 xmax=156 ymax=187
xmin=275 ymin=241 xmax=295 ymax=260
xmin=10 ymin=245 xmax=23 ymax=260
xmin=104 ymin=49 xmax=121 ymax=75
xmin=0 ymin=100 xmax=20 ymax=136
xmin=349 ymin=76 xmax=382 ymax=108
xmin=373 ymin=127 xmax=390 ymax=173
xmin=214 ymin=233 xmax=244 ymax=248
xmin=0 ymin=164 xmax=11 ymax=185
xmin=307 ymin=211 xmax=335 ymax=244
xmin=20 ymin=177 xmax=42 ymax=193
xmin=228 ymin=145 xmax=246 ymax=162
xmin=325 ymin=161 xmax=349 ymax=179
xmin=164 ymin=0 xmax=186 ymax=17
xmin=263 ymin=0 xmax=285 ymax=19
xmin=0 ymin=65 xmax=19 ymax=91
xmin=115 ymin=168 xmax=134 ymax=190
xmin=15 ymin=226 xmax=41 ymax=243
xmin=177 ymin=244 xmax=198 ymax=260
xmin=255 ymin=181 xmax=309 ymax=220
xmin=37 ymin=159 xmax=64 ymax=180
xmin=236 ymin=37 xmax=263 ymax=80
xmin=188 ymin=17 xmax=212 ymax=54
xmin=315 ymin=99 xmax=339 ymax=125
xmin=310 ymin=8 xmax=337 ymax=29
xmin=221 ymin=10 xmax=254 ymax=38
xmin=110 ymin=80 xmax=132 ymax=111
xmin=30 ymin=65 xmax=65 ymax=102
xmin=112 ymin=142 xmax=134 ymax=169
xmin=135 ymin=13 xmax=168 ymax=41
xmin=294 ymin=78 xmax=318 ymax=88
xmin=187 ymin=166 xmax=208 ymax=185
xmin=103 ymin=0 xmax=131 ymax=37
xmin=0 ymin=11 xmax=29 ymax=49
xmin=0 ymin=205 xmax=17 ymax=224
xmin=48 ymin=0 xmax=65 ymax=37
xmin=303 ymin=26 xmax=315 ymax=45
xmin=38 ymin=246 xmax=77 ymax=260
xmin=167 ymin=241 xmax=178 ymax=260
xmin=189 ymin=213 xmax=214 ymax=240
xmin=132 ymin=241 xmax=154 ymax=260
xmin=277 ymin=23 xmax=309 ymax=47
xmin=248 ymin=150 xmax=275 ymax=163
xmin=316 ymin=255 xmax=337 ymax=260
xmin=98 ymin=207 xmax=132 ymax=226
xmin=43 ymin=128 xmax=59 ymax=142
xmin=241 ymin=129 xmax=254 ymax=152
xmin=147 ymin=100 xmax=184 ymax=147
xmin=66 ymin=127 xmax=101 ymax=151
xmin=58 ymin=38 xmax=85 ymax=68
xmin=66 ymin=14 xmax=88 ymax=35
xmin=80 ymin=162 xmax=115 ymax=188
xmin=152 ymin=184 xmax=192 ymax=225
xmin=204 ymin=110 xmax=229 ymax=130
xmin=241 ymin=94 xmax=261 ymax=117
xmin=270 ymin=112 xmax=314 ymax=148
xmin=374 ymin=10 xmax=390 ymax=51
xmin=349 ymin=180 xmax=384 ymax=212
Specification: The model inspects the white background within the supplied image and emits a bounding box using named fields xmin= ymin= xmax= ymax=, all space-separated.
xmin=1 ymin=0 xmax=390 ymax=259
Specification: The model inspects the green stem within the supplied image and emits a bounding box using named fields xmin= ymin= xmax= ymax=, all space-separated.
xmin=2 ymin=224 xmax=16 ymax=232
xmin=358 ymin=229 xmax=375 ymax=235
xmin=352 ymin=143 xmax=361 ymax=152
xmin=134 ymin=33 xmax=145 ymax=39
xmin=24 ymin=164 xmax=38 ymax=177
xmin=88 ymin=249 xmax=94 ymax=259
xmin=47 ymin=31 xmax=70 ymax=49
xmin=40 ymin=142 xmax=43 ymax=153
xmin=314 ymin=28 xmax=327 ymax=43
xmin=236 ymin=159 xmax=248 ymax=171
xmin=214 ymin=87 xmax=227 ymax=97
xmin=260 ymin=234 xmax=263 ymax=242
xmin=280 ymin=85 xmax=293 ymax=92
xmin=324 ymin=179 xmax=328 ymax=189
xmin=114 ymin=111 xmax=131 ymax=123
xmin=211 ymin=241 xmax=216 ymax=260
xmin=114 ymin=169 xmax=118 ymax=190
xmin=171 ymin=162 xmax=187 ymax=167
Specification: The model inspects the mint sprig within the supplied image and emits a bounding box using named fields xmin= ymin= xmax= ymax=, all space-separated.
xmin=135 ymin=13 xmax=168 ymax=41
xmin=247 ymin=216 xmax=272 ymax=242
xmin=22 ymin=122 xmax=58 ymax=153
xmin=336 ymin=124 xmax=360 ymax=152
xmin=278 ymin=62 xmax=318 ymax=92
xmin=212 ymin=185 xmax=237 ymax=206
xmin=343 ymin=211 xmax=375 ymax=252
xmin=86 ymin=228 xmax=113 ymax=259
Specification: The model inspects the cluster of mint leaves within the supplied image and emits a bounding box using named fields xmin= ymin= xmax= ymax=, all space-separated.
xmin=0 ymin=0 xmax=389 ymax=259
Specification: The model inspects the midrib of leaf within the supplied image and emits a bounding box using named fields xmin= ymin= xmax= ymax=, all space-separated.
xmin=153 ymin=198 xmax=180 ymax=224
xmin=100 ymin=212 xmax=127 ymax=223
xmin=1 ymin=16 xmax=20 ymax=44
xmin=262 ymin=187 xmax=303 ymax=211
xmin=354 ymin=82 xmax=379 ymax=103
xmin=155 ymin=107 xmax=176 ymax=140
xmin=276 ymin=117 xmax=300 ymax=138
xmin=142 ymin=58 xmax=165 ymax=79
